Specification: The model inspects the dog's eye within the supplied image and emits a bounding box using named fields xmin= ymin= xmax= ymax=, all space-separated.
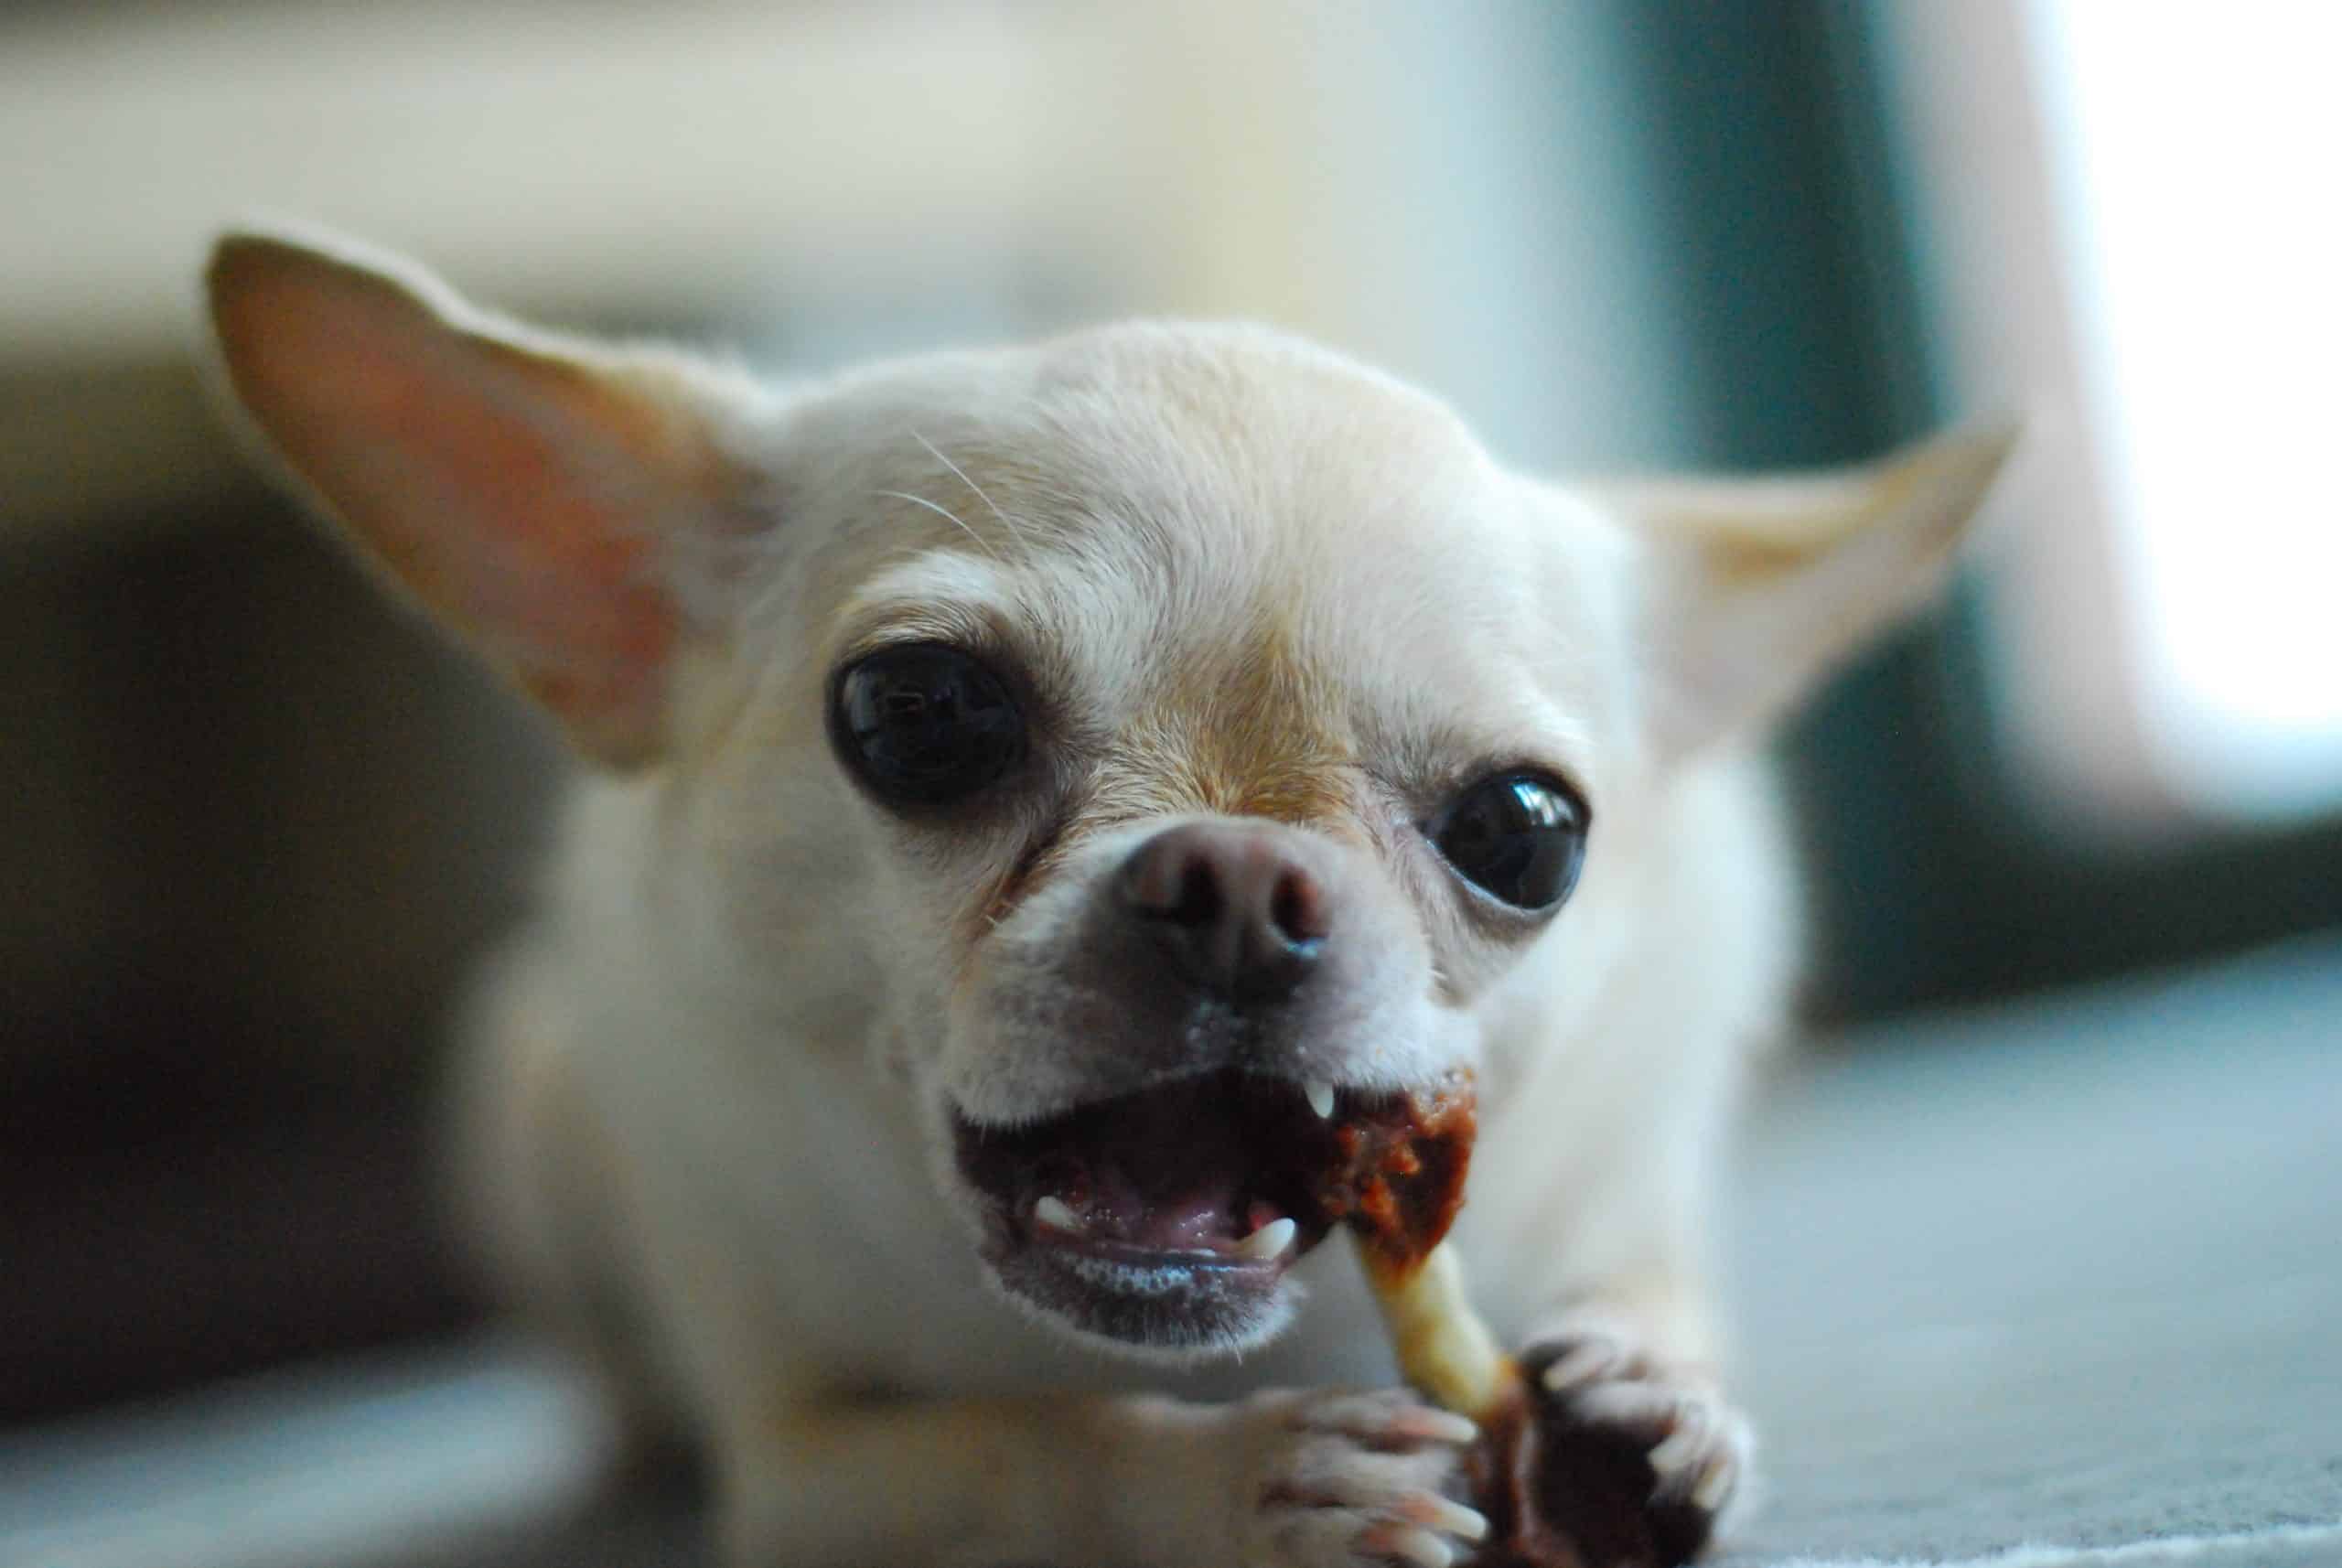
xmin=830 ymin=644 xmax=1026 ymax=806
xmin=1427 ymin=773 xmax=1587 ymax=911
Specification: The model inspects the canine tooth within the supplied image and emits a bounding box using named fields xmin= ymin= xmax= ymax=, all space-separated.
xmin=1033 ymin=1195 xmax=1082 ymax=1232
xmin=1237 ymin=1216 xmax=1297 ymax=1261
xmin=1305 ymin=1079 xmax=1337 ymax=1120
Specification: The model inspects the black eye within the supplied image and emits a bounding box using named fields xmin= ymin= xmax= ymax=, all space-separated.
xmin=830 ymin=644 xmax=1026 ymax=806
xmin=1428 ymin=772 xmax=1587 ymax=911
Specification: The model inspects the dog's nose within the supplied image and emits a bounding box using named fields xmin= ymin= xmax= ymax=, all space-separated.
xmin=1118 ymin=822 xmax=1331 ymax=1004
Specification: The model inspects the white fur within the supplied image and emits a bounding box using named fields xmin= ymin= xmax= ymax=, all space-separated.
xmin=203 ymin=227 xmax=2014 ymax=1568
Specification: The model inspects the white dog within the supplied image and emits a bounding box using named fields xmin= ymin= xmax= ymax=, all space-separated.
xmin=203 ymin=226 xmax=2009 ymax=1568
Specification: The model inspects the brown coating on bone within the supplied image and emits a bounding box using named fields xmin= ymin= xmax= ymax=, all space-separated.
xmin=1313 ymin=1072 xmax=1477 ymax=1273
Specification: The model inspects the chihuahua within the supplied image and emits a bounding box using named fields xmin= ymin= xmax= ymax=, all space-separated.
xmin=202 ymin=226 xmax=2009 ymax=1568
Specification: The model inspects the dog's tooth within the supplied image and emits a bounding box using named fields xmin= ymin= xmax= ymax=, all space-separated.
xmin=1236 ymin=1216 xmax=1297 ymax=1261
xmin=1033 ymin=1195 xmax=1082 ymax=1233
xmin=1305 ymin=1079 xmax=1337 ymax=1120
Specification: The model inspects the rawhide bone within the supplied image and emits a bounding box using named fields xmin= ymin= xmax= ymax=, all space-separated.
xmin=1321 ymin=1076 xmax=1692 ymax=1568
xmin=1314 ymin=1075 xmax=1509 ymax=1415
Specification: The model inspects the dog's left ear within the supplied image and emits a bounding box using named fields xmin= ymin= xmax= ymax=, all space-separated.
xmin=1611 ymin=423 xmax=2018 ymax=762
xmin=204 ymin=225 xmax=751 ymax=768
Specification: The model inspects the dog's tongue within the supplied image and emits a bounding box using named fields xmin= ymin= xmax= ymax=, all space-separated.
xmin=1058 ymin=1083 xmax=1262 ymax=1248
xmin=1080 ymin=1158 xmax=1240 ymax=1250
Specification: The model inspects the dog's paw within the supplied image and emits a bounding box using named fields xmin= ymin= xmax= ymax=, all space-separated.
xmin=1229 ymin=1388 xmax=1491 ymax=1568
xmin=1516 ymin=1317 xmax=1753 ymax=1565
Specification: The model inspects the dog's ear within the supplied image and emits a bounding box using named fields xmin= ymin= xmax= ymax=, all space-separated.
xmin=1612 ymin=423 xmax=2018 ymax=762
xmin=203 ymin=226 xmax=747 ymax=768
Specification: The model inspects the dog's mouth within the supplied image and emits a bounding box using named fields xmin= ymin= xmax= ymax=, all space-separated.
xmin=952 ymin=1068 xmax=1466 ymax=1354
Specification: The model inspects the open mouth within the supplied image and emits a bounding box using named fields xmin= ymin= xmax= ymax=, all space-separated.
xmin=952 ymin=1068 xmax=1466 ymax=1352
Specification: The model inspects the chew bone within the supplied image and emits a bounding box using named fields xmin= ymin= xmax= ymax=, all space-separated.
xmin=1311 ymin=1071 xmax=1516 ymax=1419
xmin=1330 ymin=1081 xmax=1689 ymax=1567
xmin=1359 ymin=1238 xmax=1514 ymax=1417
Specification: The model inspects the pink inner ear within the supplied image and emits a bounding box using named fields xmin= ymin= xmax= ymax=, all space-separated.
xmin=360 ymin=342 xmax=677 ymax=714
xmin=217 ymin=252 xmax=683 ymax=763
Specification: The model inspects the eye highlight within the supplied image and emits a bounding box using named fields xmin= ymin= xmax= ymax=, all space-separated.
xmin=829 ymin=643 xmax=1026 ymax=807
xmin=1426 ymin=772 xmax=1588 ymax=912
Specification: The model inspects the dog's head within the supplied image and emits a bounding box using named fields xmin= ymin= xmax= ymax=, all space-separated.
xmin=204 ymin=228 xmax=2011 ymax=1359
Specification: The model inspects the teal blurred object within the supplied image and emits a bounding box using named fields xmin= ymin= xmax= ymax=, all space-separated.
xmin=1606 ymin=0 xmax=2342 ymax=1021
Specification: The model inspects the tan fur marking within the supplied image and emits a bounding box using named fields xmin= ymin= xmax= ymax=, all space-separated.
xmin=1146 ymin=612 xmax=1357 ymax=824
xmin=962 ymin=614 xmax=1360 ymax=961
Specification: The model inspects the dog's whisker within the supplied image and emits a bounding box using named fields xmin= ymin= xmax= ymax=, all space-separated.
xmin=871 ymin=489 xmax=1001 ymax=562
xmin=913 ymin=429 xmax=1033 ymax=553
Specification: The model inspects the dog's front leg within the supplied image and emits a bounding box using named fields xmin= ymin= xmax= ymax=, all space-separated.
xmin=718 ymin=1387 xmax=1491 ymax=1568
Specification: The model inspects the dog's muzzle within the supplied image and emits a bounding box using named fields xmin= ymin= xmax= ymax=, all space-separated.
xmin=949 ymin=816 xmax=1452 ymax=1353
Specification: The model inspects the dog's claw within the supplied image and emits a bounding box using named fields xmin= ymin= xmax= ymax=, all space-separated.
xmin=1356 ymin=1521 xmax=1453 ymax=1568
xmin=1537 ymin=1322 xmax=1641 ymax=1394
xmin=1402 ymin=1493 xmax=1489 ymax=1542
xmin=1391 ymin=1408 xmax=1479 ymax=1447
xmin=1649 ymin=1422 xmax=1704 ymax=1475
xmin=1692 ymin=1452 xmax=1737 ymax=1513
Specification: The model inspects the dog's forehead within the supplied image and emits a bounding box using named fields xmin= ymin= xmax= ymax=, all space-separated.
xmin=1023 ymin=322 xmax=1491 ymax=543
xmin=816 ymin=324 xmax=1627 ymax=794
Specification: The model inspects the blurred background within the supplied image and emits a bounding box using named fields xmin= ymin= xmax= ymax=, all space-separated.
xmin=4 ymin=4 xmax=2337 ymax=1565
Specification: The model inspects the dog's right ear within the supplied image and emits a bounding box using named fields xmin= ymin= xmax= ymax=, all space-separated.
xmin=203 ymin=226 xmax=749 ymax=768
xmin=1611 ymin=422 xmax=2018 ymax=764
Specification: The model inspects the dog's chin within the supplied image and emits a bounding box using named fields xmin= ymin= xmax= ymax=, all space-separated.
xmin=978 ymin=1239 xmax=1304 ymax=1361
xmin=948 ymin=1068 xmax=1359 ymax=1361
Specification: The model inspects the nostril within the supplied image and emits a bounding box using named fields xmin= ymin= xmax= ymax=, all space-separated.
xmin=1120 ymin=824 xmax=1329 ymax=1004
xmin=1166 ymin=857 xmax=1221 ymax=929
xmin=1269 ymin=868 xmax=1329 ymax=947
xmin=1123 ymin=837 xmax=1228 ymax=929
